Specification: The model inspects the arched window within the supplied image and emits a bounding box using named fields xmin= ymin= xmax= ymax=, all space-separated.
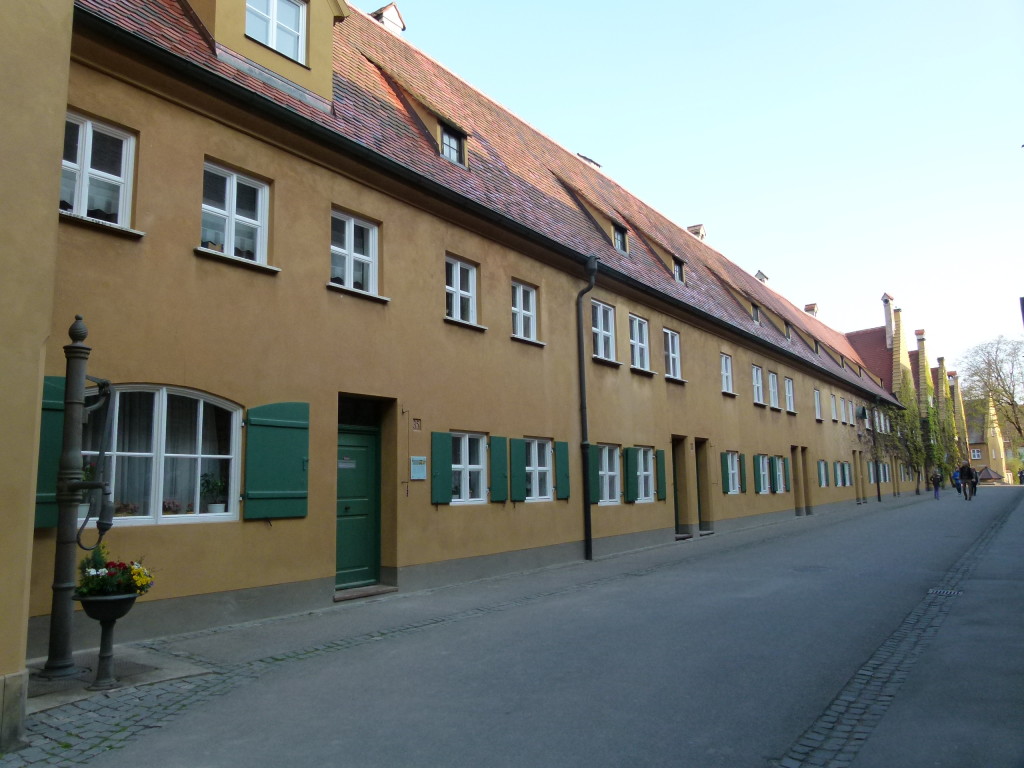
xmin=82 ymin=386 xmax=241 ymax=523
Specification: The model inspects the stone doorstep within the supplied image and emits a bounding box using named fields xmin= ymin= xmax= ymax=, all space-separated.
xmin=332 ymin=585 xmax=398 ymax=603
xmin=24 ymin=647 xmax=208 ymax=714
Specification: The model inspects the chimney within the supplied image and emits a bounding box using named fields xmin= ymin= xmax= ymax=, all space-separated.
xmin=882 ymin=293 xmax=894 ymax=349
xmin=804 ymin=303 xmax=818 ymax=317
xmin=370 ymin=3 xmax=406 ymax=34
xmin=755 ymin=270 xmax=769 ymax=284
xmin=687 ymin=224 xmax=706 ymax=241
xmin=576 ymin=153 xmax=602 ymax=169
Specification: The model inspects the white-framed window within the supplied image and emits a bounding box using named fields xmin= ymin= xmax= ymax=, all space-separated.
xmin=613 ymin=224 xmax=628 ymax=253
xmin=60 ymin=114 xmax=135 ymax=227
xmin=774 ymin=455 xmax=787 ymax=492
xmin=721 ymin=353 xmax=734 ymax=393
xmin=440 ymin=124 xmax=466 ymax=165
xmin=768 ymin=372 xmax=779 ymax=408
xmin=524 ymin=438 xmax=552 ymax=501
xmin=831 ymin=394 xmax=838 ymax=421
xmin=843 ymin=462 xmax=852 ymax=487
xmin=592 ymin=300 xmax=616 ymax=361
xmin=839 ymin=397 xmax=847 ymax=424
xmin=629 ymin=315 xmax=650 ymax=370
xmin=752 ymin=365 xmax=765 ymax=404
xmin=847 ymin=401 xmax=855 ymax=425
xmin=451 ymin=432 xmax=486 ymax=503
xmin=725 ymin=451 xmax=741 ymax=494
xmin=971 ymin=448 xmax=982 ymax=460
xmin=201 ymin=164 xmax=268 ymax=263
xmin=636 ymin=446 xmax=655 ymax=502
xmin=814 ymin=389 xmax=822 ymax=420
xmin=673 ymin=260 xmax=685 ymax=283
xmin=785 ymin=378 xmax=795 ymax=412
xmin=511 ymin=281 xmax=538 ymax=341
xmin=246 ymin=0 xmax=306 ymax=63
xmin=868 ymin=462 xmax=876 ymax=484
xmin=445 ymin=256 xmax=477 ymax=323
xmin=818 ymin=459 xmax=829 ymax=487
xmin=81 ymin=387 xmax=241 ymax=524
xmin=663 ymin=329 xmax=681 ymax=379
xmin=330 ymin=211 xmax=378 ymax=294
xmin=598 ymin=444 xmax=621 ymax=504
xmin=756 ymin=454 xmax=770 ymax=494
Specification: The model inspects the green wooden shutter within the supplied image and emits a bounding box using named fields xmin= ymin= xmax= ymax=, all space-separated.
xmin=431 ymin=432 xmax=453 ymax=505
xmin=655 ymin=449 xmax=667 ymax=501
xmin=555 ymin=441 xmax=570 ymax=500
xmin=507 ymin=438 xmax=525 ymax=502
xmin=490 ymin=436 xmax=509 ymax=502
xmin=244 ymin=402 xmax=310 ymax=520
xmin=769 ymin=456 xmax=779 ymax=493
xmin=751 ymin=455 xmax=761 ymax=494
xmin=35 ymin=376 xmax=66 ymax=529
xmin=589 ymin=445 xmax=601 ymax=503
xmin=739 ymin=454 xmax=747 ymax=493
xmin=624 ymin=447 xmax=639 ymax=503
xmin=720 ymin=452 xmax=730 ymax=493
xmin=783 ymin=457 xmax=791 ymax=491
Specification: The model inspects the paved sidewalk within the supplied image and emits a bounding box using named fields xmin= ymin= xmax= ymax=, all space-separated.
xmin=4 ymin=487 xmax=1022 ymax=767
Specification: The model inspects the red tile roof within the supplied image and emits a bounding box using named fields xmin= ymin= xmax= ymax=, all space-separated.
xmin=75 ymin=0 xmax=898 ymax=403
xmin=846 ymin=327 xmax=892 ymax=392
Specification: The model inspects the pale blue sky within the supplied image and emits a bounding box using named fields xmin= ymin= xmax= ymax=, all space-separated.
xmin=380 ymin=0 xmax=1023 ymax=369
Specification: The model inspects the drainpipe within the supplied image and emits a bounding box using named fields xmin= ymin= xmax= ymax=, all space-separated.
xmin=576 ymin=256 xmax=599 ymax=560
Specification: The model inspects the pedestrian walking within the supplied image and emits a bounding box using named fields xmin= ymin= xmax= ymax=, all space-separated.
xmin=1018 ymin=468 xmax=1023 ymax=485
xmin=932 ymin=470 xmax=941 ymax=499
xmin=961 ymin=464 xmax=974 ymax=500
xmin=953 ymin=468 xmax=961 ymax=494
xmin=971 ymin=467 xmax=979 ymax=497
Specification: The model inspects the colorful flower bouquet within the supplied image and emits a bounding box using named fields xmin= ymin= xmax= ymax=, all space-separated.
xmin=76 ymin=543 xmax=154 ymax=597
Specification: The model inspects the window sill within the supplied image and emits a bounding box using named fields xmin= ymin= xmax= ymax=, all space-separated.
xmin=511 ymin=335 xmax=546 ymax=348
xmin=326 ymin=282 xmax=390 ymax=304
xmin=665 ymin=376 xmax=687 ymax=385
xmin=754 ymin=401 xmax=767 ymax=408
xmin=722 ymin=390 xmax=737 ymax=398
xmin=770 ymin=406 xmax=783 ymax=412
xmin=787 ymin=410 xmax=798 ymax=416
xmin=592 ymin=356 xmax=622 ymax=369
xmin=630 ymin=366 xmax=656 ymax=378
xmin=195 ymin=247 xmax=280 ymax=274
xmin=59 ymin=211 xmax=145 ymax=239
xmin=816 ymin=417 xmax=824 ymax=423
xmin=444 ymin=317 xmax=487 ymax=332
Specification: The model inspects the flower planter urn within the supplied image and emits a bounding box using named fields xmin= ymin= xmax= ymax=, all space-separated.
xmin=74 ymin=593 xmax=138 ymax=689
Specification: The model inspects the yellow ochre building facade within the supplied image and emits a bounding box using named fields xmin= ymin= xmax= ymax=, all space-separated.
xmin=2 ymin=0 xmax=931 ymax=749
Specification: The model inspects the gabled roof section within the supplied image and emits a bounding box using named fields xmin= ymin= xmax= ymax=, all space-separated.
xmin=76 ymin=0 xmax=899 ymax=406
xmin=847 ymin=326 xmax=892 ymax=392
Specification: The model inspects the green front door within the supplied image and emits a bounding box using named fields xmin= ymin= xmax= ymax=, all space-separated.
xmin=336 ymin=428 xmax=380 ymax=589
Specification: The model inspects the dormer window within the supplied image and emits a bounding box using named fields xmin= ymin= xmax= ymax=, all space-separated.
xmin=613 ymin=224 xmax=628 ymax=253
xmin=751 ymin=305 xmax=761 ymax=324
xmin=441 ymin=124 xmax=466 ymax=165
xmin=246 ymin=0 xmax=307 ymax=64
xmin=673 ymin=259 xmax=685 ymax=283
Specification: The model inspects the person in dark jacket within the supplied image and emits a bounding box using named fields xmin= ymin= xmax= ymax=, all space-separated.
xmin=961 ymin=464 xmax=975 ymax=500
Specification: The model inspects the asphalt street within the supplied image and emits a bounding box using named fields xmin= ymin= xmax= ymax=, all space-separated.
xmin=7 ymin=485 xmax=1024 ymax=768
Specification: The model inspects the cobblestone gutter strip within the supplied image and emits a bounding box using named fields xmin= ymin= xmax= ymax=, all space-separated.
xmin=770 ymin=505 xmax=1014 ymax=768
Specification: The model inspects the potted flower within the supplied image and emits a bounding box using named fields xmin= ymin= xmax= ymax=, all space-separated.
xmin=74 ymin=544 xmax=154 ymax=690
xmin=200 ymin=472 xmax=228 ymax=514
xmin=75 ymin=543 xmax=154 ymax=621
